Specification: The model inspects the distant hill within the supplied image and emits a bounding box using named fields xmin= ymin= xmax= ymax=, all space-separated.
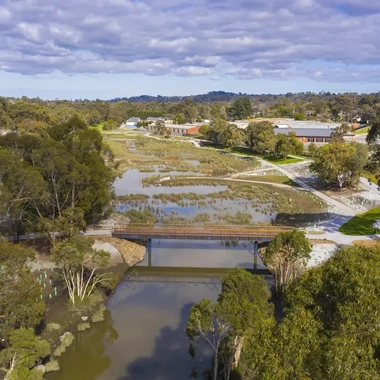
xmin=110 ymin=91 xmax=248 ymax=103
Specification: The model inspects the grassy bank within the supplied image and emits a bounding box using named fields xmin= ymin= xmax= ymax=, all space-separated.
xmin=339 ymin=207 xmax=380 ymax=236
xmin=236 ymin=175 xmax=300 ymax=186
xmin=362 ymin=171 xmax=378 ymax=184
xmin=355 ymin=126 xmax=370 ymax=135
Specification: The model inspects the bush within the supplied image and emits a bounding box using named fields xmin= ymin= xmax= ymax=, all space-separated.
xmin=46 ymin=323 xmax=61 ymax=332
xmin=77 ymin=322 xmax=91 ymax=332
xmin=45 ymin=360 xmax=60 ymax=372
xmin=53 ymin=332 xmax=74 ymax=357
xmin=91 ymin=305 xmax=106 ymax=323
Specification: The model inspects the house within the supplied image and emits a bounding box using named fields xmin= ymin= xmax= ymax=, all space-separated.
xmin=274 ymin=121 xmax=341 ymax=129
xmin=166 ymin=125 xmax=200 ymax=135
xmin=145 ymin=123 xmax=200 ymax=136
xmin=126 ymin=117 xmax=141 ymax=127
xmin=274 ymin=128 xmax=334 ymax=143
xmin=147 ymin=117 xmax=166 ymax=122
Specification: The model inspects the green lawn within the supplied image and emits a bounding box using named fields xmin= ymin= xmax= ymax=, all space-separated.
xmin=339 ymin=207 xmax=380 ymax=236
xmin=260 ymin=155 xmax=304 ymax=164
xmin=355 ymin=126 xmax=370 ymax=135
xmin=237 ymin=175 xmax=300 ymax=186
xmin=362 ymin=171 xmax=378 ymax=184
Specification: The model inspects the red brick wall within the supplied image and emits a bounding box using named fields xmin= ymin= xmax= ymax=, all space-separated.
xmin=186 ymin=126 xmax=200 ymax=134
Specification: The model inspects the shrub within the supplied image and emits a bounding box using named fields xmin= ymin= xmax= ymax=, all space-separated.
xmin=92 ymin=305 xmax=106 ymax=323
xmin=77 ymin=322 xmax=91 ymax=332
xmin=46 ymin=323 xmax=61 ymax=332
xmin=53 ymin=332 xmax=74 ymax=357
xmin=45 ymin=360 xmax=60 ymax=372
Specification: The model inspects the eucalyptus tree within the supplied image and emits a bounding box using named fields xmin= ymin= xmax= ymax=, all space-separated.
xmin=0 ymin=328 xmax=50 ymax=380
xmin=54 ymin=235 xmax=116 ymax=304
xmin=186 ymin=269 xmax=273 ymax=380
xmin=0 ymin=242 xmax=46 ymax=337
xmin=262 ymin=230 xmax=311 ymax=291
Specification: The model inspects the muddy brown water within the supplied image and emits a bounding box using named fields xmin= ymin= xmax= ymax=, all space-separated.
xmin=46 ymin=239 xmax=269 ymax=380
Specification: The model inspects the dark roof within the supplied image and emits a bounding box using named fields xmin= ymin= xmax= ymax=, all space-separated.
xmin=274 ymin=128 xmax=333 ymax=138
xmin=127 ymin=117 xmax=140 ymax=123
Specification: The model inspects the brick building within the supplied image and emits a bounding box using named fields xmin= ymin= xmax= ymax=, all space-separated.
xmin=274 ymin=128 xmax=333 ymax=143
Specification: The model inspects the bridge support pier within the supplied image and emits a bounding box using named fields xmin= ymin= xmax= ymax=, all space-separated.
xmin=253 ymin=241 xmax=258 ymax=270
xmin=147 ymin=239 xmax=152 ymax=267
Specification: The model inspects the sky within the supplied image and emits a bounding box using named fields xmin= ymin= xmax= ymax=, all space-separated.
xmin=1 ymin=0 xmax=380 ymax=99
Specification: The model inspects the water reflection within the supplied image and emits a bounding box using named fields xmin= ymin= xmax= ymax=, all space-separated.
xmin=114 ymin=169 xmax=217 ymax=196
xmin=46 ymin=240 xmax=269 ymax=380
xmin=46 ymin=310 xmax=118 ymax=380
xmin=139 ymin=239 xmax=266 ymax=270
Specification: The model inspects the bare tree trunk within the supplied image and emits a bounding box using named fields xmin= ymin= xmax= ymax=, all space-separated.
xmin=213 ymin=348 xmax=219 ymax=380
xmin=233 ymin=336 xmax=244 ymax=367
xmin=4 ymin=355 xmax=17 ymax=380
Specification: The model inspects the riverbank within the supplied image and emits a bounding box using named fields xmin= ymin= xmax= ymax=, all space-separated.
xmin=31 ymin=237 xmax=146 ymax=376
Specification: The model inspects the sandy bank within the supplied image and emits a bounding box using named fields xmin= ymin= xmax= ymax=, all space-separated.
xmin=92 ymin=236 xmax=146 ymax=267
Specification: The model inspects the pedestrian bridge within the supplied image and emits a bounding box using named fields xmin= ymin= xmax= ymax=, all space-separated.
xmin=112 ymin=224 xmax=293 ymax=241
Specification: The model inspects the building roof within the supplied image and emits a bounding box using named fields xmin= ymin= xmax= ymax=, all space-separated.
xmin=165 ymin=124 xmax=200 ymax=130
xmin=275 ymin=121 xmax=340 ymax=129
xmin=127 ymin=117 xmax=140 ymax=123
xmin=274 ymin=128 xmax=333 ymax=138
xmin=147 ymin=117 xmax=165 ymax=121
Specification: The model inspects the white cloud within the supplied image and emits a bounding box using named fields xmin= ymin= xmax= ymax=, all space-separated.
xmin=0 ymin=0 xmax=380 ymax=82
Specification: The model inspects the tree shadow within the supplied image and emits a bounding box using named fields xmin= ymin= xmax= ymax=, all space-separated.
xmin=117 ymin=302 xmax=208 ymax=380
xmin=46 ymin=310 xmax=117 ymax=380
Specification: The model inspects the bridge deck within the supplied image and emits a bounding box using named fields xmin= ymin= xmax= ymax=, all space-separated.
xmin=112 ymin=224 xmax=293 ymax=241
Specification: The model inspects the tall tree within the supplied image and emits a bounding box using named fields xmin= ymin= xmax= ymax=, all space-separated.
xmin=310 ymin=142 xmax=368 ymax=189
xmin=275 ymin=132 xmax=303 ymax=158
xmin=186 ymin=299 xmax=231 ymax=380
xmin=53 ymin=235 xmax=116 ymax=304
xmin=262 ymin=230 xmax=311 ymax=291
xmin=0 ymin=328 xmax=50 ymax=380
xmin=208 ymin=119 xmax=243 ymax=147
xmin=245 ymin=121 xmax=276 ymax=154
xmin=0 ymin=242 xmax=46 ymax=337
xmin=187 ymin=269 xmax=273 ymax=379
xmin=229 ymin=97 xmax=253 ymax=120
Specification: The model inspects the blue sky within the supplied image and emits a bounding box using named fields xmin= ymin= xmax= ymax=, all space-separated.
xmin=1 ymin=0 xmax=380 ymax=100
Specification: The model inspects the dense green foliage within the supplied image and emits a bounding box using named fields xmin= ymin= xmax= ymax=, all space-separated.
xmin=186 ymin=269 xmax=273 ymax=380
xmin=0 ymin=115 xmax=113 ymax=240
xmin=0 ymin=242 xmax=46 ymax=338
xmin=0 ymin=243 xmax=48 ymax=378
xmin=245 ymin=121 xmax=276 ymax=155
xmin=1 ymin=92 xmax=380 ymax=133
xmin=310 ymin=142 xmax=368 ymax=189
xmin=244 ymin=245 xmax=380 ymax=380
xmin=339 ymin=207 xmax=380 ymax=235
xmin=207 ymin=119 xmax=243 ymax=147
xmin=54 ymin=235 xmax=116 ymax=304
xmin=0 ymin=328 xmax=50 ymax=380
xmin=189 ymin=245 xmax=380 ymax=379
xmin=262 ymin=230 xmax=311 ymax=290
xmin=228 ymin=97 xmax=253 ymax=120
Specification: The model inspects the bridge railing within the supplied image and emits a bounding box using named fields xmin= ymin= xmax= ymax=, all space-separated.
xmin=113 ymin=223 xmax=295 ymax=231
xmin=111 ymin=224 xmax=295 ymax=239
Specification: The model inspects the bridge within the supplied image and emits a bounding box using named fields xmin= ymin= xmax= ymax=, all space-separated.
xmin=112 ymin=224 xmax=293 ymax=241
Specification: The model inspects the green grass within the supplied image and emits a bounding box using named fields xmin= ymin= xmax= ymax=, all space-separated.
xmin=237 ymin=175 xmax=300 ymax=186
xmin=362 ymin=172 xmax=378 ymax=184
xmin=339 ymin=207 xmax=380 ymax=236
xmin=355 ymin=126 xmax=370 ymax=135
xmin=260 ymin=155 xmax=304 ymax=164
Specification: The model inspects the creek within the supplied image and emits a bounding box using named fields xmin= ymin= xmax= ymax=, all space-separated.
xmin=46 ymin=161 xmax=312 ymax=379
xmin=46 ymin=239 xmax=268 ymax=380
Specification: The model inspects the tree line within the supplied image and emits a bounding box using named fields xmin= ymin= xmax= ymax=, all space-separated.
xmin=0 ymin=115 xmax=118 ymax=378
xmin=2 ymin=91 xmax=380 ymax=132
xmin=187 ymin=232 xmax=380 ymax=379
xmin=0 ymin=114 xmax=114 ymax=241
